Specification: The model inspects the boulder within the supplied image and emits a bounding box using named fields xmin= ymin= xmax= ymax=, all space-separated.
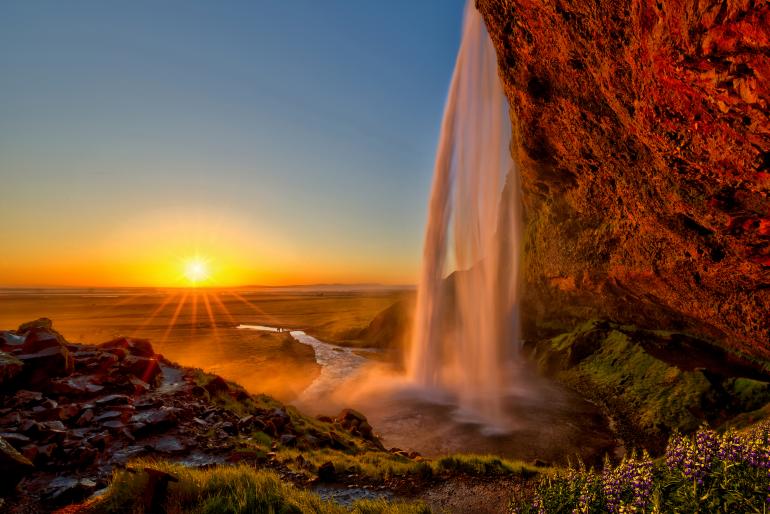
xmin=95 ymin=394 xmax=130 ymax=406
xmin=0 ymin=351 xmax=23 ymax=386
xmin=317 ymin=461 xmax=336 ymax=482
xmin=334 ymin=408 xmax=367 ymax=427
xmin=0 ymin=436 xmax=34 ymax=493
xmin=0 ymin=432 xmax=31 ymax=449
xmin=49 ymin=375 xmax=105 ymax=396
xmin=203 ymin=376 xmax=229 ymax=395
xmin=122 ymin=355 xmax=161 ymax=384
xmin=17 ymin=345 xmax=74 ymax=386
xmin=130 ymin=407 xmax=178 ymax=435
xmin=98 ymin=337 xmax=155 ymax=358
xmin=20 ymin=327 xmax=66 ymax=354
xmin=17 ymin=318 xmax=53 ymax=333
xmin=43 ymin=476 xmax=98 ymax=505
xmin=0 ymin=331 xmax=26 ymax=352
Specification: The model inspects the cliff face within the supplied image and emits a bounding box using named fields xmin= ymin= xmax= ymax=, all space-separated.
xmin=478 ymin=0 xmax=770 ymax=357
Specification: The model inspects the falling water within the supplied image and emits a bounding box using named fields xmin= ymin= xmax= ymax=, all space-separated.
xmin=407 ymin=0 xmax=521 ymax=428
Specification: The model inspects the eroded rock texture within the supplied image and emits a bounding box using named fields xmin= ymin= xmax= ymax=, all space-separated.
xmin=478 ymin=0 xmax=770 ymax=356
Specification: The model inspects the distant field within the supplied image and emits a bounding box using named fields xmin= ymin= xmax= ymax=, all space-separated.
xmin=0 ymin=287 xmax=413 ymax=400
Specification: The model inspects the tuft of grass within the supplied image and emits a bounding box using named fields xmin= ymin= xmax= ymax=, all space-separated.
xmin=433 ymin=454 xmax=541 ymax=478
xmin=86 ymin=459 xmax=429 ymax=514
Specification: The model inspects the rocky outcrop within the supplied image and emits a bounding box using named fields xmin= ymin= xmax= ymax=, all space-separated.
xmin=477 ymin=0 xmax=770 ymax=356
xmin=0 ymin=320 xmax=387 ymax=511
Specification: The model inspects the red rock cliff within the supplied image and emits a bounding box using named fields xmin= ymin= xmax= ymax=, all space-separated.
xmin=477 ymin=0 xmax=770 ymax=356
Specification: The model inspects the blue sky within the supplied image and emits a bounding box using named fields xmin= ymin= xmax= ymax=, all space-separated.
xmin=0 ymin=1 xmax=466 ymax=286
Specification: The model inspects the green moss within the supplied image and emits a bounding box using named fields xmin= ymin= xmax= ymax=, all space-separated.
xmin=533 ymin=321 xmax=721 ymax=445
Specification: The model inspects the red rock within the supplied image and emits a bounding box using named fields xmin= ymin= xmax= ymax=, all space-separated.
xmin=76 ymin=409 xmax=95 ymax=427
xmin=95 ymin=394 xmax=130 ymax=406
xmin=17 ymin=345 xmax=74 ymax=385
xmin=0 ymin=351 xmax=23 ymax=386
xmin=58 ymin=403 xmax=81 ymax=422
xmin=17 ymin=318 xmax=53 ymax=333
xmin=103 ymin=420 xmax=126 ymax=430
xmin=86 ymin=431 xmax=111 ymax=451
xmin=43 ymin=476 xmax=98 ymax=505
xmin=477 ymin=0 xmax=770 ymax=355
xmin=130 ymin=407 xmax=177 ymax=435
xmin=19 ymin=419 xmax=41 ymax=436
xmin=0 ymin=432 xmax=31 ymax=449
xmin=0 ymin=411 xmax=21 ymax=427
xmin=95 ymin=410 xmax=123 ymax=423
xmin=13 ymin=389 xmax=43 ymax=406
xmin=20 ymin=444 xmax=38 ymax=463
xmin=98 ymin=337 xmax=155 ymax=358
xmin=0 ymin=331 xmax=26 ymax=352
xmin=20 ymin=327 xmax=66 ymax=354
xmin=122 ymin=355 xmax=161 ymax=384
xmin=36 ymin=442 xmax=57 ymax=462
xmin=129 ymin=377 xmax=151 ymax=394
xmin=49 ymin=375 xmax=105 ymax=396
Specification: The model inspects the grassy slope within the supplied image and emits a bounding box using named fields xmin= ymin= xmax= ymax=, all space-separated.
xmin=83 ymin=461 xmax=430 ymax=514
xmin=58 ymin=364 xmax=541 ymax=513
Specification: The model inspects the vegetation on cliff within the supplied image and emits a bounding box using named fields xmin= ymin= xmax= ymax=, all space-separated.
xmin=528 ymin=320 xmax=770 ymax=451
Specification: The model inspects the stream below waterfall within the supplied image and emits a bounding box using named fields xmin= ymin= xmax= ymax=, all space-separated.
xmin=237 ymin=324 xmax=622 ymax=465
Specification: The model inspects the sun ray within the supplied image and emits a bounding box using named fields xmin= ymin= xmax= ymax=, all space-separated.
xmin=161 ymin=292 xmax=188 ymax=343
xmin=88 ymin=293 xmax=149 ymax=322
xmin=226 ymin=291 xmax=282 ymax=327
xmin=211 ymin=292 xmax=236 ymax=324
xmin=131 ymin=292 xmax=178 ymax=336
xmin=191 ymin=292 xmax=199 ymax=335
xmin=202 ymin=293 xmax=219 ymax=340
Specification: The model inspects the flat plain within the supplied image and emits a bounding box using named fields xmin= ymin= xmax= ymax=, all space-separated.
xmin=0 ymin=287 xmax=411 ymax=401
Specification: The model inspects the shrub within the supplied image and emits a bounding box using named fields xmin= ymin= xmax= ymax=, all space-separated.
xmin=514 ymin=422 xmax=770 ymax=513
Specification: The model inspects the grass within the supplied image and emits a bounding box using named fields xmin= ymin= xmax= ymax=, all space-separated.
xmin=432 ymin=454 xmax=541 ymax=477
xmin=272 ymin=445 xmax=540 ymax=484
xmin=84 ymin=460 xmax=431 ymax=514
xmin=80 ymin=454 xmax=539 ymax=514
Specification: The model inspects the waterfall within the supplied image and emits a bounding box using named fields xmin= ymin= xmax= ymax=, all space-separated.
xmin=407 ymin=0 xmax=521 ymax=428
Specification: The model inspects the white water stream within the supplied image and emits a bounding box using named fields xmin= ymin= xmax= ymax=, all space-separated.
xmin=237 ymin=325 xmax=368 ymax=402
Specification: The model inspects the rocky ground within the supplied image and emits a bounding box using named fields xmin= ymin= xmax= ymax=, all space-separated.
xmin=0 ymin=319 xmax=403 ymax=513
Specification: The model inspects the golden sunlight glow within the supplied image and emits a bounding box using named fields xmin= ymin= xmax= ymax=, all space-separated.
xmin=183 ymin=257 xmax=210 ymax=285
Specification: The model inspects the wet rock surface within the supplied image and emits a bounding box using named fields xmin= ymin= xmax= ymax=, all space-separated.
xmin=478 ymin=0 xmax=770 ymax=356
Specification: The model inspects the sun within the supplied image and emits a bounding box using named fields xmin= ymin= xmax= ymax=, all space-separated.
xmin=183 ymin=257 xmax=210 ymax=285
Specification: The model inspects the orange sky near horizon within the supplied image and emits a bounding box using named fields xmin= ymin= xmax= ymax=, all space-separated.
xmin=0 ymin=207 xmax=418 ymax=288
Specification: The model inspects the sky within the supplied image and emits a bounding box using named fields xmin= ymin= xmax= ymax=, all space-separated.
xmin=0 ymin=0 xmax=466 ymax=287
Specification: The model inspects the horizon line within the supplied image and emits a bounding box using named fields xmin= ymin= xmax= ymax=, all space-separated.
xmin=0 ymin=282 xmax=417 ymax=291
